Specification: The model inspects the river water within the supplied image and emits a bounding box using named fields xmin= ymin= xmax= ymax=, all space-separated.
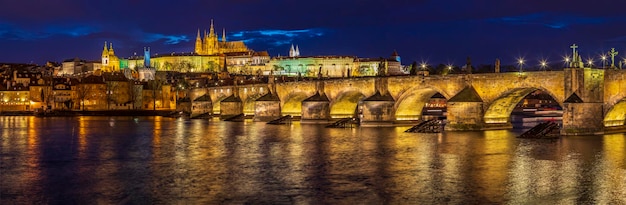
xmin=0 ymin=116 xmax=624 ymax=204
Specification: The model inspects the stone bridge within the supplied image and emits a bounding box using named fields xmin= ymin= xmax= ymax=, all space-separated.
xmin=187 ymin=67 xmax=626 ymax=135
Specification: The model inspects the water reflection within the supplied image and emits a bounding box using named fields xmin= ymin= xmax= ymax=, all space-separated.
xmin=0 ymin=116 xmax=625 ymax=204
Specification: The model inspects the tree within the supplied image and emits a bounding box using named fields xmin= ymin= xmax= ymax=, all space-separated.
xmin=75 ymin=84 xmax=91 ymax=111
xmin=105 ymin=81 xmax=123 ymax=110
xmin=410 ymin=61 xmax=418 ymax=75
xmin=148 ymin=79 xmax=164 ymax=110
xmin=127 ymin=80 xmax=142 ymax=110
xmin=207 ymin=61 xmax=218 ymax=73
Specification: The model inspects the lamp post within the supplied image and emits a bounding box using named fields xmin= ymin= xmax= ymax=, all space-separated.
xmin=600 ymin=55 xmax=607 ymax=68
xmin=564 ymin=56 xmax=570 ymax=68
xmin=517 ymin=58 xmax=525 ymax=74
xmin=587 ymin=58 xmax=594 ymax=68
xmin=540 ymin=60 xmax=548 ymax=71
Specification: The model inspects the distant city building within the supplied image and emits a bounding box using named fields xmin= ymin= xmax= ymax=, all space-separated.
xmin=59 ymin=58 xmax=97 ymax=75
xmin=266 ymin=50 xmax=404 ymax=77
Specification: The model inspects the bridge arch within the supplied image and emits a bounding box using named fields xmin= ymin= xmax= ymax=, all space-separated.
xmin=394 ymin=85 xmax=450 ymax=121
xmin=281 ymin=92 xmax=309 ymax=116
xmin=604 ymin=99 xmax=626 ymax=127
xmin=211 ymin=95 xmax=229 ymax=114
xmin=243 ymin=92 xmax=264 ymax=116
xmin=484 ymin=87 xmax=563 ymax=124
xmin=330 ymin=91 xmax=366 ymax=118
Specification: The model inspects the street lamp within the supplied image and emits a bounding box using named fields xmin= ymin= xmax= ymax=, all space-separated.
xmin=539 ymin=59 xmax=548 ymax=71
xmin=587 ymin=58 xmax=594 ymax=68
xmin=564 ymin=56 xmax=571 ymax=68
xmin=600 ymin=55 xmax=607 ymax=68
xmin=517 ymin=58 xmax=525 ymax=73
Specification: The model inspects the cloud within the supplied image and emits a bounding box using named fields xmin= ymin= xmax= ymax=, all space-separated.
xmin=143 ymin=33 xmax=189 ymax=45
xmin=229 ymin=28 xmax=327 ymax=46
xmin=0 ymin=23 xmax=100 ymax=40
xmin=488 ymin=13 xmax=607 ymax=29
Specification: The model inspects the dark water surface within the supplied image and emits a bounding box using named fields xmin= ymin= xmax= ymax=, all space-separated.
xmin=1 ymin=116 xmax=625 ymax=204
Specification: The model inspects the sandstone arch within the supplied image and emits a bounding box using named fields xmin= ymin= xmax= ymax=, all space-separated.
xmin=330 ymin=91 xmax=366 ymax=118
xmin=394 ymin=86 xmax=449 ymax=121
xmin=483 ymin=87 xmax=562 ymax=124
xmin=282 ymin=92 xmax=309 ymax=116
xmin=604 ymin=99 xmax=626 ymax=127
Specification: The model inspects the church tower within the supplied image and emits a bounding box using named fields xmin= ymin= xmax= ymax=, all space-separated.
xmin=222 ymin=28 xmax=226 ymax=42
xmin=391 ymin=50 xmax=400 ymax=63
xmin=144 ymin=47 xmax=151 ymax=68
xmin=289 ymin=44 xmax=296 ymax=57
xmin=295 ymin=45 xmax=300 ymax=57
xmin=195 ymin=29 xmax=202 ymax=54
xmin=101 ymin=41 xmax=109 ymax=66
xmin=108 ymin=43 xmax=115 ymax=56
xmin=204 ymin=19 xmax=219 ymax=55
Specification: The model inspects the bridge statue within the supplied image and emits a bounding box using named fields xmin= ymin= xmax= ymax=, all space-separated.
xmin=609 ymin=48 xmax=618 ymax=69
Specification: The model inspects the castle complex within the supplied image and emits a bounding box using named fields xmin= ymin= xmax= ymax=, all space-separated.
xmin=86 ymin=20 xmax=404 ymax=78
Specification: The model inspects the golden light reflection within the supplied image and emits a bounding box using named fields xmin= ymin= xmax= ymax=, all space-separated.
xmin=77 ymin=117 xmax=87 ymax=159
xmin=473 ymin=130 xmax=512 ymax=201
xmin=597 ymin=134 xmax=626 ymax=202
xmin=153 ymin=117 xmax=162 ymax=147
xmin=25 ymin=116 xmax=41 ymax=182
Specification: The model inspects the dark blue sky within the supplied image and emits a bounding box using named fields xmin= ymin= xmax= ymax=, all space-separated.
xmin=2 ymin=0 xmax=626 ymax=67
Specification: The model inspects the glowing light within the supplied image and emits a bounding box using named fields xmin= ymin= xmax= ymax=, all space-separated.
xmin=517 ymin=57 xmax=525 ymax=73
xmin=539 ymin=59 xmax=548 ymax=70
xmin=600 ymin=55 xmax=607 ymax=68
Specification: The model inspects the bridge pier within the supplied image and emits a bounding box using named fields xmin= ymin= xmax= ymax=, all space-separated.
xmin=301 ymin=93 xmax=331 ymax=124
xmin=445 ymin=86 xmax=485 ymax=131
xmin=560 ymin=68 xmax=606 ymax=135
xmin=359 ymin=92 xmax=395 ymax=127
xmin=562 ymin=101 xmax=605 ymax=135
xmin=220 ymin=95 xmax=243 ymax=120
xmin=254 ymin=93 xmax=281 ymax=122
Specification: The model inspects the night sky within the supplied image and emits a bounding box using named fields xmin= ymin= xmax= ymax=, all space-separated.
xmin=2 ymin=0 xmax=626 ymax=67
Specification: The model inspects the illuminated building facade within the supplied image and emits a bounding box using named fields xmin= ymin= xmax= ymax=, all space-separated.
xmin=101 ymin=42 xmax=120 ymax=72
xmin=266 ymin=50 xmax=404 ymax=77
xmin=195 ymin=20 xmax=248 ymax=55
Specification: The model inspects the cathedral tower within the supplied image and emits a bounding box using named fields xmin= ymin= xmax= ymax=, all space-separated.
xmin=102 ymin=41 xmax=109 ymax=66
xmin=195 ymin=29 xmax=202 ymax=54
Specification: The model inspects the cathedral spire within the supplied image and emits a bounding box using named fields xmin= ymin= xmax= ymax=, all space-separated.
xmin=289 ymin=44 xmax=295 ymax=57
xmin=295 ymin=45 xmax=300 ymax=57
xmin=102 ymin=41 xmax=109 ymax=55
xmin=209 ymin=19 xmax=215 ymax=37
xmin=109 ymin=43 xmax=114 ymax=55
xmin=195 ymin=29 xmax=203 ymax=54
xmin=222 ymin=28 xmax=226 ymax=42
